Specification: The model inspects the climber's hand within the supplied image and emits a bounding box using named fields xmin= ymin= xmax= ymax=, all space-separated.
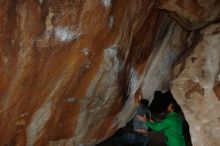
xmin=136 ymin=115 xmax=147 ymax=122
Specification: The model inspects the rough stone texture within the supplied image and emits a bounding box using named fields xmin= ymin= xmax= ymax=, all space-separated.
xmin=0 ymin=0 xmax=219 ymax=146
xmin=117 ymin=21 xmax=189 ymax=127
xmin=0 ymin=0 xmax=189 ymax=146
xmin=171 ymin=24 xmax=220 ymax=146
xmin=157 ymin=0 xmax=220 ymax=30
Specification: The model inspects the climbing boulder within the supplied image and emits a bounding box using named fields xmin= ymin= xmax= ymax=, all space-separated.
xmin=171 ymin=24 xmax=220 ymax=146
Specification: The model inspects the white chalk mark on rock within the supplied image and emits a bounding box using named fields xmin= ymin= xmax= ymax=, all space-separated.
xmin=39 ymin=0 xmax=43 ymax=4
xmin=101 ymin=0 xmax=112 ymax=8
xmin=81 ymin=48 xmax=90 ymax=56
xmin=55 ymin=27 xmax=81 ymax=42
xmin=67 ymin=97 xmax=76 ymax=103
xmin=108 ymin=16 xmax=114 ymax=28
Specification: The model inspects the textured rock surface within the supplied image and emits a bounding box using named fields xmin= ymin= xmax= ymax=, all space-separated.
xmin=158 ymin=0 xmax=220 ymax=30
xmin=117 ymin=21 xmax=189 ymax=127
xmin=0 ymin=0 xmax=189 ymax=145
xmin=0 ymin=0 xmax=219 ymax=146
xmin=171 ymin=24 xmax=220 ymax=146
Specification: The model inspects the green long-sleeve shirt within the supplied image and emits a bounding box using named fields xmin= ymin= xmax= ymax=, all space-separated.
xmin=146 ymin=112 xmax=185 ymax=146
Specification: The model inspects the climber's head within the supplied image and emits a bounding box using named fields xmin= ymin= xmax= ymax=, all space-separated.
xmin=167 ymin=102 xmax=180 ymax=113
xmin=140 ymin=99 xmax=149 ymax=108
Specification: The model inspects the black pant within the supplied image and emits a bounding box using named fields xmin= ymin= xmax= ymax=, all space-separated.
xmin=113 ymin=133 xmax=150 ymax=146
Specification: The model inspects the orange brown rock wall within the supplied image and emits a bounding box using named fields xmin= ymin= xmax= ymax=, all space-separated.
xmin=0 ymin=0 xmax=219 ymax=146
xmin=0 ymin=0 xmax=189 ymax=146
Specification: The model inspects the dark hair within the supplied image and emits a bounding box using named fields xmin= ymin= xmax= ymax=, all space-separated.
xmin=140 ymin=99 xmax=149 ymax=108
xmin=170 ymin=102 xmax=181 ymax=112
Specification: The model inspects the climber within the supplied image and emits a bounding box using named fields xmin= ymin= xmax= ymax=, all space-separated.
xmin=113 ymin=89 xmax=151 ymax=146
xmin=138 ymin=102 xmax=186 ymax=146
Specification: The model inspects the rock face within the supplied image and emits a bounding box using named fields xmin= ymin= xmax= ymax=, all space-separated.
xmin=0 ymin=0 xmax=219 ymax=146
xmin=171 ymin=24 xmax=220 ymax=146
xmin=157 ymin=0 xmax=220 ymax=30
xmin=0 ymin=0 xmax=188 ymax=145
